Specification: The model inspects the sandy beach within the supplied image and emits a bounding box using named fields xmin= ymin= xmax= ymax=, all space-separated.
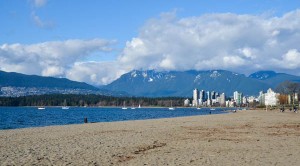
xmin=0 ymin=109 xmax=299 ymax=165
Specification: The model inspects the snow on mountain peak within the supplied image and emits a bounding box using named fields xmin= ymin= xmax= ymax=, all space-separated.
xmin=254 ymin=73 xmax=271 ymax=79
xmin=148 ymin=78 xmax=153 ymax=82
xmin=131 ymin=71 xmax=137 ymax=77
xmin=142 ymin=72 xmax=148 ymax=78
xmin=249 ymin=71 xmax=276 ymax=80
xmin=164 ymin=74 xmax=176 ymax=80
xmin=210 ymin=71 xmax=221 ymax=78
xmin=194 ymin=74 xmax=201 ymax=82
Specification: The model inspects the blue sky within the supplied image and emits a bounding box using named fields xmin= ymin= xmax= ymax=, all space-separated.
xmin=2 ymin=0 xmax=299 ymax=44
xmin=1 ymin=0 xmax=300 ymax=85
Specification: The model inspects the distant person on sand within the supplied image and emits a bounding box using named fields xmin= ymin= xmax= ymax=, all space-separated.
xmin=280 ymin=106 xmax=285 ymax=112
xmin=294 ymin=106 xmax=298 ymax=113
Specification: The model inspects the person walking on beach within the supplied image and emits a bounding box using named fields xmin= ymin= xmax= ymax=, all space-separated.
xmin=294 ymin=106 xmax=298 ymax=113
xmin=280 ymin=106 xmax=285 ymax=112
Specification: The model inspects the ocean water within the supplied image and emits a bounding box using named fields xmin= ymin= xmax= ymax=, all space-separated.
xmin=0 ymin=107 xmax=229 ymax=130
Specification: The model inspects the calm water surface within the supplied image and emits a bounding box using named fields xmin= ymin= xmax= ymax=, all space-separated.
xmin=0 ymin=107 xmax=230 ymax=130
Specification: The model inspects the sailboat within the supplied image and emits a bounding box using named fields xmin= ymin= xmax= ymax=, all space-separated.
xmin=138 ymin=104 xmax=141 ymax=108
xmin=131 ymin=104 xmax=136 ymax=109
xmin=168 ymin=101 xmax=175 ymax=110
xmin=38 ymin=107 xmax=45 ymax=110
xmin=122 ymin=101 xmax=127 ymax=110
xmin=62 ymin=106 xmax=69 ymax=110
xmin=62 ymin=99 xmax=70 ymax=110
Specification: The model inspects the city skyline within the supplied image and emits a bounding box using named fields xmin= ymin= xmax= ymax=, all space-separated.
xmin=1 ymin=0 xmax=300 ymax=86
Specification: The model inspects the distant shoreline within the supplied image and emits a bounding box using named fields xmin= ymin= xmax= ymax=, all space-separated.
xmin=0 ymin=105 xmax=238 ymax=109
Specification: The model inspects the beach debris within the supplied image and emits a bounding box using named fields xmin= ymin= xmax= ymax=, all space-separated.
xmin=134 ymin=141 xmax=167 ymax=154
xmin=115 ymin=155 xmax=135 ymax=162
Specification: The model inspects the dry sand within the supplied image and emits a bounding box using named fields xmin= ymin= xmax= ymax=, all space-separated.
xmin=0 ymin=110 xmax=299 ymax=166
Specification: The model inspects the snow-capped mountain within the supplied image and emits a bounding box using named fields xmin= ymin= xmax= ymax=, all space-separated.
xmin=103 ymin=70 xmax=299 ymax=97
xmin=249 ymin=71 xmax=277 ymax=80
xmin=249 ymin=70 xmax=300 ymax=88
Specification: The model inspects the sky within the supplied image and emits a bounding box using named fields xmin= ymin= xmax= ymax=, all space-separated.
xmin=1 ymin=0 xmax=300 ymax=85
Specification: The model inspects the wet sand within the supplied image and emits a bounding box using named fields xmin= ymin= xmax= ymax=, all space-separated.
xmin=0 ymin=110 xmax=299 ymax=165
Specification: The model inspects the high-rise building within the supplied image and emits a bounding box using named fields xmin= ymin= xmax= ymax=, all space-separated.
xmin=233 ymin=91 xmax=243 ymax=106
xmin=206 ymin=91 xmax=210 ymax=100
xmin=220 ymin=93 xmax=226 ymax=106
xmin=193 ymin=88 xmax=199 ymax=106
xmin=233 ymin=91 xmax=238 ymax=101
xmin=200 ymin=90 xmax=205 ymax=101
xmin=242 ymin=96 xmax=247 ymax=104
xmin=211 ymin=91 xmax=215 ymax=99
xmin=207 ymin=99 xmax=211 ymax=106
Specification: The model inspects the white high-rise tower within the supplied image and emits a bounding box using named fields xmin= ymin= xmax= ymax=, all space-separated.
xmin=193 ymin=88 xmax=199 ymax=106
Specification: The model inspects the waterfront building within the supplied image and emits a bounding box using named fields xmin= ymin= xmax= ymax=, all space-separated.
xmin=184 ymin=99 xmax=190 ymax=107
xmin=242 ymin=96 xmax=247 ymax=105
xmin=220 ymin=93 xmax=226 ymax=107
xmin=207 ymin=99 xmax=211 ymax=106
xmin=233 ymin=91 xmax=243 ymax=106
xmin=264 ymin=88 xmax=278 ymax=106
xmin=193 ymin=88 xmax=199 ymax=106
xmin=211 ymin=91 xmax=216 ymax=99
xmin=199 ymin=90 xmax=205 ymax=102
xmin=247 ymin=96 xmax=256 ymax=103
xmin=191 ymin=89 xmax=226 ymax=107
xmin=226 ymin=100 xmax=230 ymax=107
xmin=206 ymin=91 xmax=210 ymax=100
xmin=259 ymin=91 xmax=265 ymax=106
xmin=198 ymin=99 xmax=203 ymax=106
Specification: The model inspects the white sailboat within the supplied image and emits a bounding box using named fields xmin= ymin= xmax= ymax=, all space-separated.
xmin=62 ymin=106 xmax=69 ymax=110
xmin=38 ymin=107 xmax=45 ymax=110
xmin=168 ymin=101 xmax=175 ymax=110
xmin=131 ymin=104 xmax=136 ymax=109
xmin=62 ymin=99 xmax=69 ymax=110
xmin=122 ymin=101 xmax=127 ymax=110
xmin=138 ymin=104 xmax=141 ymax=108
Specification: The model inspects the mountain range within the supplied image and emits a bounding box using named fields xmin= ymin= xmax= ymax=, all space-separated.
xmin=0 ymin=70 xmax=97 ymax=90
xmin=1 ymin=70 xmax=300 ymax=97
xmin=0 ymin=70 xmax=125 ymax=96
xmin=103 ymin=70 xmax=300 ymax=97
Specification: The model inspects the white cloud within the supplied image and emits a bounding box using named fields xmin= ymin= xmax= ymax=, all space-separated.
xmin=32 ymin=0 xmax=47 ymax=8
xmin=2 ymin=10 xmax=300 ymax=86
xmin=119 ymin=10 xmax=300 ymax=76
xmin=31 ymin=12 xmax=55 ymax=29
xmin=273 ymin=49 xmax=300 ymax=69
xmin=66 ymin=61 xmax=126 ymax=85
xmin=29 ymin=0 xmax=53 ymax=29
xmin=0 ymin=39 xmax=117 ymax=85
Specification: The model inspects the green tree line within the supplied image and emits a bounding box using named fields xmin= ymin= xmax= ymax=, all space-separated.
xmin=0 ymin=94 xmax=188 ymax=107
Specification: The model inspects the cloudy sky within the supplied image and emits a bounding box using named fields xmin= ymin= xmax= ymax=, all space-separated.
xmin=1 ymin=0 xmax=300 ymax=85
